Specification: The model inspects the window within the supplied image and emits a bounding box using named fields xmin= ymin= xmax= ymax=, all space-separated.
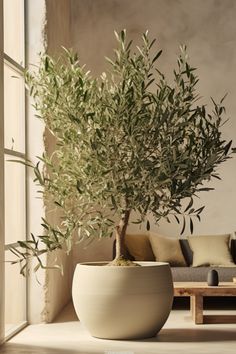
xmin=0 ymin=0 xmax=27 ymax=342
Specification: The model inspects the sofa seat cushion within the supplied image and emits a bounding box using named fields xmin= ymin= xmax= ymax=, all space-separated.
xmin=171 ymin=267 xmax=236 ymax=282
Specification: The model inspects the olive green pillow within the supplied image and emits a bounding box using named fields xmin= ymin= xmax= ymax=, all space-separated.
xmin=125 ymin=233 xmax=155 ymax=261
xmin=188 ymin=234 xmax=235 ymax=267
xmin=149 ymin=233 xmax=187 ymax=266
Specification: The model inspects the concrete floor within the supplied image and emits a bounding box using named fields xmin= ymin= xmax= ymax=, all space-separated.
xmin=1 ymin=302 xmax=236 ymax=354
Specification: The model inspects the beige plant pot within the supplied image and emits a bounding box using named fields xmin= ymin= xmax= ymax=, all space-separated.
xmin=72 ymin=261 xmax=173 ymax=340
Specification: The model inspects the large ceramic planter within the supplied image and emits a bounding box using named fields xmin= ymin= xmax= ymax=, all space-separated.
xmin=72 ymin=262 xmax=173 ymax=339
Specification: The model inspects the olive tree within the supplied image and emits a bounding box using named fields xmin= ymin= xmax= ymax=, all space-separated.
xmin=12 ymin=30 xmax=235 ymax=272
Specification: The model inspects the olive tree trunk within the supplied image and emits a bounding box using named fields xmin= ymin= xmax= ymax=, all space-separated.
xmin=115 ymin=209 xmax=131 ymax=260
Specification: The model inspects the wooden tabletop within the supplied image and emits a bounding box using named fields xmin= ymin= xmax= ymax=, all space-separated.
xmin=174 ymin=282 xmax=236 ymax=296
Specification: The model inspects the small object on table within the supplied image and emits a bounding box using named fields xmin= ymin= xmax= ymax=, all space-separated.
xmin=207 ymin=269 xmax=219 ymax=286
xmin=233 ymin=277 xmax=236 ymax=283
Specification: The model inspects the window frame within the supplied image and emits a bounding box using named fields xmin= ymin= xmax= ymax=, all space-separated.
xmin=0 ymin=0 xmax=28 ymax=343
xmin=0 ymin=0 xmax=5 ymax=346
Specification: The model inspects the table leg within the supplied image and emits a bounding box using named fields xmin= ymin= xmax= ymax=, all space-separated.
xmin=190 ymin=295 xmax=203 ymax=324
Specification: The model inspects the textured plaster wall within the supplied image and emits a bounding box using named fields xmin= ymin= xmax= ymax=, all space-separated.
xmin=42 ymin=0 xmax=74 ymax=323
xmin=0 ymin=0 xmax=4 ymax=343
xmin=70 ymin=0 xmax=236 ymax=259
xmin=26 ymin=0 xmax=47 ymax=324
xmin=28 ymin=0 xmax=74 ymax=324
xmin=45 ymin=0 xmax=72 ymax=56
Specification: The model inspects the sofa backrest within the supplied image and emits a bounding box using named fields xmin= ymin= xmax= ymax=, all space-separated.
xmin=112 ymin=237 xmax=236 ymax=265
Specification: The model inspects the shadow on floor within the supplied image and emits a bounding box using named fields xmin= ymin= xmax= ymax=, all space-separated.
xmin=0 ymin=343 xmax=91 ymax=354
xmin=1 ymin=329 xmax=236 ymax=354
xmin=141 ymin=328 xmax=236 ymax=342
xmin=53 ymin=302 xmax=78 ymax=323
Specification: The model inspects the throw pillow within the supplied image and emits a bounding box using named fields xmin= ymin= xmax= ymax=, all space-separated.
xmin=179 ymin=239 xmax=193 ymax=266
xmin=125 ymin=233 xmax=155 ymax=261
xmin=231 ymin=239 xmax=236 ymax=264
xmin=149 ymin=233 xmax=187 ymax=266
xmin=188 ymin=234 xmax=235 ymax=267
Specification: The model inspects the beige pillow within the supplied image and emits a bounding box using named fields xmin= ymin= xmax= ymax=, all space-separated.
xmin=188 ymin=234 xmax=235 ymax=267
xmin=125 ymin=233 xmax=155 ymax=261
xmin=149 ymin=233 xmax=187 ymax=266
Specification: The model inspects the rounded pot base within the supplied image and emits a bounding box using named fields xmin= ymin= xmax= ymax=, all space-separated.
xmin=72 ymin=262 xmax=173 ymax=340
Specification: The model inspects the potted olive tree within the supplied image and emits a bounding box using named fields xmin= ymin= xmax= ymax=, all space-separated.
xmin=13 ymin=30 xmax=234 ymax=339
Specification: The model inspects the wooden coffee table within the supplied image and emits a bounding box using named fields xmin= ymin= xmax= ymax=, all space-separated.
xmin=174 ymin=282 xmax=236 ymax=324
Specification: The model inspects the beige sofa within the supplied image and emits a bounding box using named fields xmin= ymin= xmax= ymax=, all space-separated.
xmin=112 ymin=234 xmax=236 ymax=282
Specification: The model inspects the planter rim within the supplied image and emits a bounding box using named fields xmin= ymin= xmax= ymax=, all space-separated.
xmin=76 ymin=261 xmax=170 ymax=267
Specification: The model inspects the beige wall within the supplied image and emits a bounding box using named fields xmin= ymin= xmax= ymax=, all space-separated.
xmin=0 ymin=0 xmax=4 ymax=343
xmin=27 ymin=0 xmax=74 ymax=324
xmin=45 ymin=0 xmax=72 ymax=56
xmin=70 ymin=0 xmax=236 ymax=249
xmin=26 ymin=0 xmax=47 ymax=324
xmin=42 ymin=0 xmax=73 ymax=323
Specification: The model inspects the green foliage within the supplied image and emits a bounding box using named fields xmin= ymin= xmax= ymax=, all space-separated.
xmin=12 ymin=30 xmax=234 ymax=273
